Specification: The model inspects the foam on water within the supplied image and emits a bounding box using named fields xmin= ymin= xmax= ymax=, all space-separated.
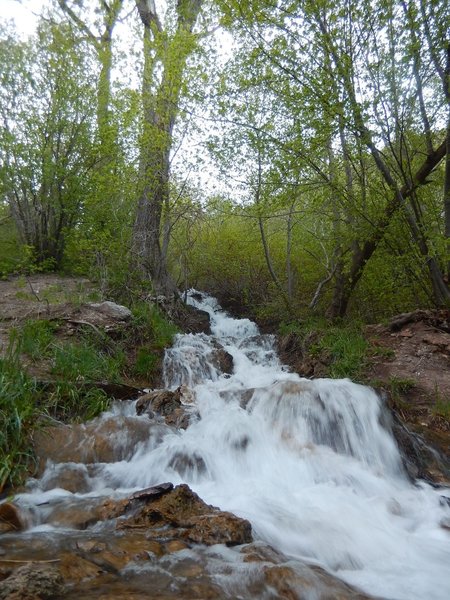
xmin=15 ymin=290 xmax=450 ymax=599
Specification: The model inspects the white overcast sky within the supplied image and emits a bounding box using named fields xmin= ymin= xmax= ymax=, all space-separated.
xmin=1 ymin=0 xmax=45 ymax=36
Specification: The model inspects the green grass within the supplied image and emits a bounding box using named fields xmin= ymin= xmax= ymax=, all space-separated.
xmin=0 ymin=300 xmax=178 ymax=491
xmin=433 ymin=400 xmax=450 ymax=421
xmin=279 ymin=318 xmax=368 ymax=380
xmin=10 ymin=319 xmax=58 ymax=361
xmin=0 ymin=357 xmax=40 ymax=492
xmin=0 ymin=355 xmax=114 ymax=492
xmin=132 ymin=346 xmax=159 ymax=379
xmin=51 ymin=340 xmax=125 ymax=382
xmin=130 ymin=302 xmax=178 ymax=348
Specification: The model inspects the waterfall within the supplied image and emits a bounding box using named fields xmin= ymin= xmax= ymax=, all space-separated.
xmin=11 ymin=290 xmax=450 ymax=600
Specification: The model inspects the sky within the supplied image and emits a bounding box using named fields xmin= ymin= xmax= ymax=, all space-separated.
xmin=2 ymin=0 xmax=45 ymax=36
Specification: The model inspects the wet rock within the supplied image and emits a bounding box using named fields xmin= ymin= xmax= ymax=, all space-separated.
xmin=264 ymin=564 xmax=374 ymax=600
xmin=210 ymin=346 xmax=234 ymax=375
xmin=0 ymin=564 xmax=64 ymax=600
xmin=136 ymin=389 xmax=181 ymax=416
xmin=241 ymin=542 xmax=285 ymax=564
xmin=89 ymin=301 xmax=132 ymax=321
xmin=59 ymin=552 xmax=103 ymax=583
xmin=165 ymin=540 xmax=189 ymax=553
xmin=173 ymin=303 xmax=211 ymax=334
xmin=116 ymin=483 xmax=253 ymax=547
xmin=41 ymin=463 xmax=91 ymax=494
xmin=47 ymin=498 xmax=107 ymax=530
xmin=391 ymin=413 xmax=450 ymax=484
xmin=168 ymin=452 xmax=207 ymax=477
xmin=186 ymin=513 xmax=252 ymax=546
xmin=136 ymin=388 xmax=191 ymax=429
xmin=33 ymin=417 xmax=164 ymax=469
xmin=0 ymin=503 xmax=23 ymax=534
xmin=129 ymin=482 xmax=174 ymax=502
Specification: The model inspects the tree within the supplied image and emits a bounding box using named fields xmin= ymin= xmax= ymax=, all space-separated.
xmin=0 ymin=23 xmax=96 ymax=267
xmin=131 ymin=0 xmax=204 ymax=293
xmin=217 ymin=0 xmax=449 ymax=316
xmin=56 ymin=0 xmax=125 ymax=151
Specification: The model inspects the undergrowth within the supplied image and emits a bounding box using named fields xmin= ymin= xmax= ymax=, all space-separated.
xmin=280 ymin=318 xmax=369 ymax=380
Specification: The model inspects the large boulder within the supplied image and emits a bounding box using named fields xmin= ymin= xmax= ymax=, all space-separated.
xmin=33 ymin=416 xmax=167 ymax=469
xmin=88 ymin=301 xmax=132 ymax=321
xmin=104 ymin=483 xmax=253 ymax=547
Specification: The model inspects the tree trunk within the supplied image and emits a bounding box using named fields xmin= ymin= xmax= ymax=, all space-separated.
xmin=328 ymin=140 xmax=448 ymax=317
xmin=131 ymin=0 xmax=203 ymax=293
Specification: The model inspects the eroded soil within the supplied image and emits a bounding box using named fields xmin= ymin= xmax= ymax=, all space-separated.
xmin=365 ymin=311 xmax=450 ymax=461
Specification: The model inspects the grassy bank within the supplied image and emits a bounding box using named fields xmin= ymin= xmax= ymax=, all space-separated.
xmin=0 ymin=296 xmax=178 ymax=493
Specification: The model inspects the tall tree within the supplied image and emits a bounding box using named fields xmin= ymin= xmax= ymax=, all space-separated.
xmin=218 ymin=0 xmax=449 ymax=316
xmin=56 ymin=0 xmax=124 ymax=151
xmin=131 ymin=0 xmax=204 ymax=293
xmin=0 ymin=23 xmax=96 ymax=267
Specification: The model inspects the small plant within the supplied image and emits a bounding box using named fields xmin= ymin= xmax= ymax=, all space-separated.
xmin=131 ymin=302 xmax=178 ymax=348
xmin=0 ymin=357 xmax=40 ymax=492
xmin=10 ymin=319 xmax=59 ymax=361
xmin=280 ymin=318 xmax=368 ymax=380
xmin=388 ymin=376 xmax=416 ymax=395
xmin=433 ymin=400 xmax=450 ymax=422
xmin=370 ymin=344 xmax=396 ymax=359
xmin=132 ymin=346 xmax=158 ymax=379
xmin=46 ymin=383 xmax=111 ymax=422
xmin=51 ymin=340 xmax=125 ymax=382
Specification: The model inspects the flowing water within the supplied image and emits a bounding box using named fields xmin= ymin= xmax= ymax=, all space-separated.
xmin=5 ymin=291 xmax=450 ymax=599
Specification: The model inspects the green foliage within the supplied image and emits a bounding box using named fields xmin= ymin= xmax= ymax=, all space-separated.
xmin=432 ymin=398 xmax=450 ymax=422
xmin=131 ymin=303 xmax=179 ymax=349
xmin=0 ymin=357 xmax=40 ymax=491
xmin=388 ymin=377 xmax=416 ymax=395
xmin=51 ymin=339 xmax=125 ymax=383
xmin=45 ymin=383 xmax=111 ymax=423
xmin=132 ymin=347 xmax=159 ymax=379
xmin=280 ymin=318 xmax=369 ymax=380
xmin=11 ymin=320 xmax=58 ymax=361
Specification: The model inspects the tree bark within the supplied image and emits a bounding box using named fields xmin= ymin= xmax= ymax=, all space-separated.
xmin=132 ymin=0 xmax=203 ymax=293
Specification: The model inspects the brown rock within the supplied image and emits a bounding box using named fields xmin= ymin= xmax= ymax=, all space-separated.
xmin=264 ymin=564 xmax=374 ymax=600
xmin=136 ymin=389 xmax=181 ymax=417
xmin=210 ymin=346 xmax=234 ymax=375
xmin=136 ymin=389 xmax=192 ymax=429
xmin=129 ymin=482 xmax=174 ymax=502
xmin=41 ymin=464 xmax=90 ymax=494
xmin=0 ymin=503 xmax=23 ymax=534
xmin=165 ymin=540 xmax=189 ymax=553
xmin=33 ymin=416 xmax=161 ymax=469
xmin=117 ymin=484 xmax=253 ymax=547
xmin=186 ymin=512 xmax=252 ymax=546
xmin=59 ymin=552 xmax=102 ymax=583
xmin=241 ymin=542 xmax=285 ymax=564
xmin=48 ymin=498 xmax=107 ymax=530
xmin=0 ymin=564 xmax=64 ymax=600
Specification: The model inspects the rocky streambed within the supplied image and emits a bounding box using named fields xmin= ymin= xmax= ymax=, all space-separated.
xmin=1 ymin=288 xmax=450 ymax=600
xmin=0 ymin=391 xmax=373 ymax=600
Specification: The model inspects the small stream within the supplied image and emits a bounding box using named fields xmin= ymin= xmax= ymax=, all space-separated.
xmin=2 ymin=291 xmax=450 ymax=599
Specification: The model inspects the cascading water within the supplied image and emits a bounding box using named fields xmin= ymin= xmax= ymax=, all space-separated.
xmin=5 ymin=290 xmax=450 ymax=599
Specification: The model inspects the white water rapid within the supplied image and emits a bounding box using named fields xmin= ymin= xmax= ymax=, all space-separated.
xmin=13 ymin=291 xmax=450 ymax=599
